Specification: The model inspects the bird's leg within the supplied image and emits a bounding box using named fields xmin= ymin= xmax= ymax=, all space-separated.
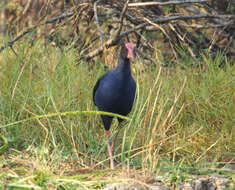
xmin=105 ymin=130 xmax=114 ymax=169
xmin=112 ymin=126 xmax=121 ymax=150
xmin=112 ymin=123 xmax=122 ymax=164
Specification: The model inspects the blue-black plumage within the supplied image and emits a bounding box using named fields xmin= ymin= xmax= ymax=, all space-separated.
xmin=93 ymin=42 xmax=136 ymax=168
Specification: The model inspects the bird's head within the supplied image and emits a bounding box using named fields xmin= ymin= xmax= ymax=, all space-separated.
xmin=120 ymin=42 xmax=135 ymax=62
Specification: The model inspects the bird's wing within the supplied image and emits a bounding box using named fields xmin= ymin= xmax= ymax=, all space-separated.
xmin=92 ymin=74 xmax=106 ymax=106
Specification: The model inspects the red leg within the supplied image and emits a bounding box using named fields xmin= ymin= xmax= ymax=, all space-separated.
xmin=111 ymin=127 xmax=122 ymax=165
xmin=105 ymin=130 xmax=114 ymax=169
xmin=112 ymin=127 xmax=122 ymax=150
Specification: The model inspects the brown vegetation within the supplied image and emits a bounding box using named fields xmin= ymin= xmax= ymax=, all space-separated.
xmin=0 ymin=0 xmax=235 ymax=64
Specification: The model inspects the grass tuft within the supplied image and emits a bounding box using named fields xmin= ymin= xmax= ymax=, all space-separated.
xmin=0 ymin=37 xmax=234 ymax=189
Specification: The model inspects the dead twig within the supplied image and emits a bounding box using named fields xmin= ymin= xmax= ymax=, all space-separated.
xmin=116 ymin=0 xmax=130 ymax=37
xmin=1 ymin=1 xmax=234 ymax=63
xmin=169 ymin=23 xmax=197 ymax=59
xmin=128 ymin=0 xmax=208 ymax=7
xmin=151 ymin=14 xmax=234 ymax=23
xmin=0 ymin=26 xmax=36 ymax=53
xmin=83 ymin=13 xmax=232 ymax=60
xmin=81 ymin=22 xmax=148 ymax=60
xmin=177 ymin=22 xmax=234 ymax=28
xmin=45 ymin=11 xmax=74 ymax=24
xmin=144 ymin=17 xmax=178 ymax=60
xmin=22 ymin=0 xmax=33 ymax=15
xmin=0 ymin=12 xmax=74 ymax=53
xmin=94 ymin=0 xmax=104 ymax=46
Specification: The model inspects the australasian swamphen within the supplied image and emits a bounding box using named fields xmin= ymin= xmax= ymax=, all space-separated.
xmin=93 ymin=42 xmax=136 ymax=169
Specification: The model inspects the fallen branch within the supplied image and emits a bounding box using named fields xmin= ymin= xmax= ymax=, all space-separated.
xmin=151 ymin=13 xmax=233 ymax=23
xmin=0 ymin=26 xmax=36 ymax=52
xmin=82 ymin=22 xmax=147 ymax=60
xmin=94 ymin=0 xmax=104 ymax=46
xmin=83 ymin=13 xmax=233 ymax=60
xmin=45 ymin=11 xmax=74 ymax=24
xmin=176 ymin=22 xmax=235 ymax=28
xmin=128 ymin=0 xmax=208 ymax=7
xmin=116 ymin=0 xmax=130 ymax=36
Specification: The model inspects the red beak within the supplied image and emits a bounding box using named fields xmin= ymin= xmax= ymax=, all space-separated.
xmin=127 ymin=49 xmax=135 ymax=62
xmin=125 ymin=43 xmax=135 ymax=62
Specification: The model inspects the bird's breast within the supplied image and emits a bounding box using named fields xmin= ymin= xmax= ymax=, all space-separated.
xmin=95 ymin=74 xmax=136 ymax=114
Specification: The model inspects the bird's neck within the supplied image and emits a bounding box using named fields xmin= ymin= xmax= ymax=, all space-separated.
xmin=116 ymin=58 xmax=131 ymax=76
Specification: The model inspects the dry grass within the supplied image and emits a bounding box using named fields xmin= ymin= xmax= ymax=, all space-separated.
xmin=0 ymin=37 xmax=234 ymax=189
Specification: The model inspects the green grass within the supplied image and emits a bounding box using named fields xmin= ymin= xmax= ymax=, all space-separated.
xmin=0 ymin=37 xmax=234 ymax=189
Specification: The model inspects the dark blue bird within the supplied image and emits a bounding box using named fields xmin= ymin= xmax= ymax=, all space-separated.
xmin=93 ymin=42 xmax=136 ymax=168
